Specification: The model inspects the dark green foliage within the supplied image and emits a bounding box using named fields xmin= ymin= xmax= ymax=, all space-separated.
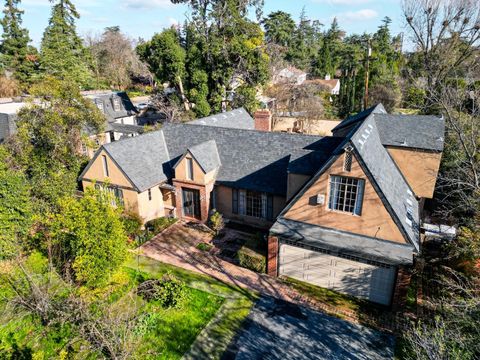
xmin=404 ymin=86 xmax=426 ymax=109
xmin=40 ymin=0 xmax=92 ymax=87
xmin=236 ymin=246 xmax=265 ymax=273
xmin=6 ymin=77 xmax=104 ymax=212
xmin=121 ymin=210 xmax=143 ymax=239
xmin=137 ymin=272 xmax=188 ymax=309
xmin=145 ymin=217 xmax=177 ymax=235
xmin=0 ymin=146 xmax=32 ymax=259
xmin=0 ymin=0 xmax=37 ymax=85
xmin=262 ymin=11 xmax=296 ymax=47
xmin=312 ymin=18 xmax=343 ymax=78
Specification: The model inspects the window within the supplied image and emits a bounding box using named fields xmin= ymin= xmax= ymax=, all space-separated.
xmin=344 ymin=150 xmax=353 ymax=172
xmin=328 ymin=176 xmax=365 ymax=215
xmin=112 ymin=97 xmax=121 ymax=112
xmin=102 ymin=155 xmax=109 ymax=177
xmin=148 ymin=189 xmax=152 ymax=201
xmin=232 ymin=189 xmax=274 ymax=220
xmin=95 ymin=184 xmax=124 ymax=207
xmin=186 ymin=158 xmax=194 ymax=180
xmin=96 ymin=101 xmax=104 ymax=113
xmin=246 ymin=191 xmax=262 ymax=218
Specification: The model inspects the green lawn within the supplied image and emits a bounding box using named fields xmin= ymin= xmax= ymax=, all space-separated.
xmin=0 ymin=253 xmax=256 ymax=359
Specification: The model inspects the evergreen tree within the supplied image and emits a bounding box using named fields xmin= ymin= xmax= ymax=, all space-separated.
xmin=313 ymin=18 xmax=343 ymax=78
xmin=40 ymin=0 xmax=92 ymax=87
xmin=0 ymin=0 xmax=36 ymax=84
xmin=262 ymin=11 xmax=296 ymax=47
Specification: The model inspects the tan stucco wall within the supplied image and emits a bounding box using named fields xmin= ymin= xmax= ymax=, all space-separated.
xmin=174 ymin=154 xmax=216 ymax=185
xmin=284 ymin=153 xmax=407 ymax=243
xmin=215 ymin=185 xmax=286 ymax=229
xmin=387 ymin=147 xmax=442 ymax=199
xmin=137 ymin=186 xmax=166 ymax=222
xmin=82 ymin=149 xmax=134 ymax=189
xmin=287 ymin=173 xmax=311 ymax=201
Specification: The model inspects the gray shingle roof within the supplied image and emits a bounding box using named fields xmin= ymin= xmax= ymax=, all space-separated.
xmin=87 ymin=92 xmax=138 ymax=122
xmin=100 ymin=131 xmax=170 ymax=192
xmin=332 ymin=104 xmax=386 ymax=132
xmin=350 ymin=115 xmax=420 ymax=249
xmin=270 ymin=217 xmax=416 ymax=265
xmin=162 ymin=124 xmax=330 ymax=195
xmin=107 ymin=122 xmax=145 ymax=135
xmin=186 ymin=140 xmax=221 ymax=173
xmin=374 ymin=114 xmax=445 ymax=151
xmin=187 ymin=108 xmax=254 ymax=130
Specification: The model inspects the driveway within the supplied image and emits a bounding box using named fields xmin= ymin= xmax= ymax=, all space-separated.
xmin=223 ymin=297 xmax=395 ymax=360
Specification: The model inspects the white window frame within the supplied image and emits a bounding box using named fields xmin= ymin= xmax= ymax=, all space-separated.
xmin=112 ymin=97 xmax=121 ymax=112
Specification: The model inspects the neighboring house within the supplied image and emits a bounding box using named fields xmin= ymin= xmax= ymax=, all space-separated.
xmin=305 ymin=75 xmax=341 ymax=95
xmin=0 ymin=101 xmax=26 ymax=143
xmin=272 ymin=66 xmax=307 ymax=86
xmin=82 ymin=91 xmax=143 ymax=146
xmin=79 ymin=104 xmax=445 ymax=307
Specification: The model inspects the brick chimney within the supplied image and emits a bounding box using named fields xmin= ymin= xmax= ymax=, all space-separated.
xmin=254 ymin=109 xmax=272 ymax=132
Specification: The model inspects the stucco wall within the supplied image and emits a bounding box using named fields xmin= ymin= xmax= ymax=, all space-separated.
xmin=82 ymin=180 xmax=140 ymax=215
xmin=82 ymin=149 xmax=134 ymax=189
xmin=387 ymin=146 xmax=442 ymax=199
xmin=137 ymin=185 xmax=166 ymax=222
xmin=174 ymin=154 xmax=216 ymax=184
xmin=284 ymin=153 xmax=407 ymax=243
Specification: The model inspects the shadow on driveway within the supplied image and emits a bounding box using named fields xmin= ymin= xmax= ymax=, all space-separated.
xmin=222 ymin=296 xmax=395 ymax=360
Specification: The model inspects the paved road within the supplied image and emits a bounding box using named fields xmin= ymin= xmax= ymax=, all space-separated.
xmin=223 ymin=297 xmax=395 ymax=360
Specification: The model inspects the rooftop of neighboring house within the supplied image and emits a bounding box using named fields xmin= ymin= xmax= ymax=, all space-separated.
xmin=187 ymin=108 xmax=254 ymax=130
xmin=304 ymin=78 xmax=340 ymax=90
xmin=0 ymin=101 xmax=28 ymax=143
xmin=83 ymin=91 xmax=138 ymax=122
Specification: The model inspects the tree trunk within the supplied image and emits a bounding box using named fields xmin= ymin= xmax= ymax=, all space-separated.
xmin=176 ymin=75 xmax=190 ymax=111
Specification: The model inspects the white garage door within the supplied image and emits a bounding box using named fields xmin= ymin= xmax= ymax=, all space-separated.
xmin=279 ymin=244 xmax=397 ymax=305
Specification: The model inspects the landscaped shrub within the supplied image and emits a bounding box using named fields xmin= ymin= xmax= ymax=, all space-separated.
xmin=145 ymin=217 xmax=177 ymax=235
xmin=236 ymin=247 xmax=266 ymax=273
xmin=137 ymin=272 xmax=188 ymax=309
xmin=196 ymin=242 xmax=213 ymax=252
xmin=209 ymin=210 xmax=224 ymax=235
xmin=121 ymin=211 xmax=143 ymax=239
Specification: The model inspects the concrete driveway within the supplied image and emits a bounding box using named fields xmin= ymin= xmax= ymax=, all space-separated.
xmin=223 ymin=297 xmax=395 ymax=360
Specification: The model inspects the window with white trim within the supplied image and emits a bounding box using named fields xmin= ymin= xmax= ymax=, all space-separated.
xmin=95 ymin=184 xmax=124 ymax=207
xmin=96 ymin=101 xmax=104 ymax=113
xmin=328 ymin=175 xmax=365 ymax=215
xmin=232 ymin=189 xmax=274 ymax=220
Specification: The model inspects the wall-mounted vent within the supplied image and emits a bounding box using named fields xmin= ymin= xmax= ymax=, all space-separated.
xmin=344 ymin=147 xmax=353 ymax=172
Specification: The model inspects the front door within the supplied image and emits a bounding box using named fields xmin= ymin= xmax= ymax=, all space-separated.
xmin=182 ymin=188 xmax=201 ymax=219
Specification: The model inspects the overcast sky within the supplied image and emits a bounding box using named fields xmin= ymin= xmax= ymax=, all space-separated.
xmin=15 ymin=0 xmax=407 ymax=47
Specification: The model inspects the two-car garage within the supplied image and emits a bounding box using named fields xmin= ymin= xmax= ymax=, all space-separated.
xmin=279 ymin=243 xmax=397 ymax=306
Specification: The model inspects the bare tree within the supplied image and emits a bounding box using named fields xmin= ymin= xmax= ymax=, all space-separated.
xmin=402 ymin=0 xmax=480 ymax=98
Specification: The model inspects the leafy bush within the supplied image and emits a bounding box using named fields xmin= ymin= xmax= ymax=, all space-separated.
xmin=196 ymin=242 xmax=213 ymax=252
xmin=209 ymin=210 xmax=224 ymax=235
xmin=137 ymin=272 xmax=188 ymax=309
xmin=121 ymin=211 xmax=143 ymax=239
xmin=236 ymin=247 xmax=266 ymax=273
xmin=145 ymin=217 xmax=177 ymax=235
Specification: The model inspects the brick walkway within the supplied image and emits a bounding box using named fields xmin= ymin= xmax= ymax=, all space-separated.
xmin=139 ymin=222 xmax=302 ymax=302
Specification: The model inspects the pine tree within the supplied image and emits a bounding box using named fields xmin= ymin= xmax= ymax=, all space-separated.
xmin=40 ymin=0 xmax=92 ymax=87
xmin=0 ymin=0 xmax=35 ymax=84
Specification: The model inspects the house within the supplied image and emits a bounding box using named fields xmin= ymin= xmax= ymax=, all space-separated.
xmin=272 ymin=66 xmax=307 ymax=86
xmin=0 ymin=100 xmax=26 ymax=143
xmin=79 ymin=104 xmax=445 ymax=307
xmin=82 ymin=91 xmax=143 ymax=149
xmin=305 ymin=75 xmax=341 ymax=95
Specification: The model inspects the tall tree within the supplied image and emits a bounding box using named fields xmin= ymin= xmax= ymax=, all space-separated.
xmin=137 ymin=28 xmax=190 ymax=110
xmin=171 ymin=0 xmax=268 ymax=113
xmin=0 ymin=0 xmax=36 ymax=84
xmin=313 ymin=18 xmax=343 ymax=78
xmin=87 ymin=26 xmax=149 ymax=90
xmin=262 ymin=11 xmax=296 ymax=47
xmin=40 ymin=0 xmax=92 ymax=87
xmin=6 ymin=77 xmax=104 ymax=212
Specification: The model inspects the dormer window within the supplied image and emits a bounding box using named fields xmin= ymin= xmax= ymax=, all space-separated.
xmin=328 ymin=175 xmax=365 ymax=215
xmin=96 ymin=101 xmax=104 ymax=113
xmin=186 ymin=158 xmax=194 ymax=180
xmin=112 ymin=97 xmax=121 ymax=112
